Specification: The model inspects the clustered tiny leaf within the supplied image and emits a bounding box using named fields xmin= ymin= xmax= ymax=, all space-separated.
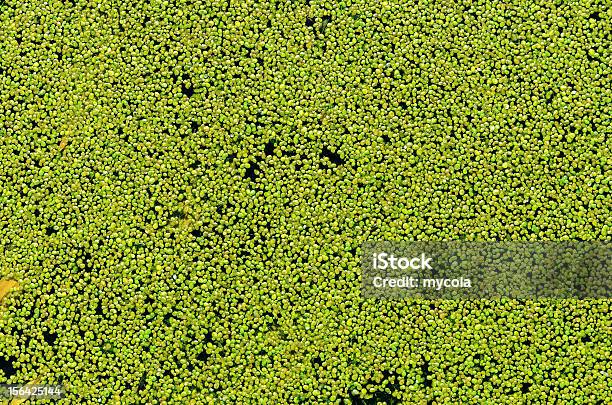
xmin=0 ymin=0 xmax=610 ymax=403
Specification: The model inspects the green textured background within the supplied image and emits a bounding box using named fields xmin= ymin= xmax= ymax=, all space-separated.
xmin=0 ymin=0 xmax=610 ymax=403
